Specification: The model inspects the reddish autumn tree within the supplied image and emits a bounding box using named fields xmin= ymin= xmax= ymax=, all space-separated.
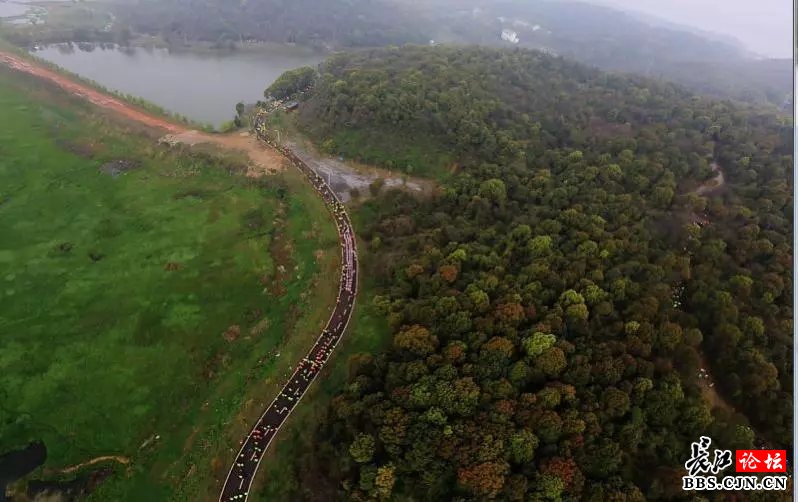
xmin=457 ymin=461 xmax=508 ymax=498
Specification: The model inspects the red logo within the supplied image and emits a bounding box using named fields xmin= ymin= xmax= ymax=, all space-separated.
xmin=735 ymin=450 xmax=787 ymax=473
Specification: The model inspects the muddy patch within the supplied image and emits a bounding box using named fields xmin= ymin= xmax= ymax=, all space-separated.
xmin=202 ymin=351 xmax=231 ymax=381
xmin=52 ymin=456 xmax=130 ymax=476
xmin=173 ymin=189 xmax=211 ymax=201
xmin=1 ymin=441 xmax=46 ymax=495
xmin=260 ymin=205 xmax=294 ymax=298
xmin=99 ymin=159 xmax=140 ymax=177
xmin=694 ymin=162 xmax=725 ymax=196
xmin=222 ymin=325 xmax=241 ymax=343
xmin=27 ymin=467 xmax=114 ymax=501
xmin=57 ymin=139 xmax=100 ymax=158
xmin=283 ymin=140 xmax=430 ymax=202
xmin=250 ymin=318 xmax=270 ymax=337
xmin=160 ymin=131 xmax=286 ymax=177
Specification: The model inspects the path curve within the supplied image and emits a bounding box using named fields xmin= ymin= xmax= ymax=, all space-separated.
xmin=694 ymin=161 xmax=725 ymax=196
xmin=216 ymin=113 xmax=358 ymax=502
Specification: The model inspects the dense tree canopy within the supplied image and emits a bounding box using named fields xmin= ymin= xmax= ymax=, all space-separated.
xmin=280 ymin=46 xmax=792 ymax=500
xmin=266 ymin=66 xmax=316 ymax=100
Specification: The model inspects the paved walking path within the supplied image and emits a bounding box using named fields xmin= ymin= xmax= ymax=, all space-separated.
xmin=217 ymin=113 xmax=358 ymax=501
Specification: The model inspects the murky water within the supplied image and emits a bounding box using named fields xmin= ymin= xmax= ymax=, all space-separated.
xmin=0 ymin=441 xmax=46 ymax=500
xmin=0 ymin=2 xmax=29 ymax=18
xmin=32 ymin=43 xmax=324 ymax=126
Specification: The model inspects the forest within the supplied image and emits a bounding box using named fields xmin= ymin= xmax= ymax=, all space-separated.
xmin=272 ymin=46 xmax=793 ymax=499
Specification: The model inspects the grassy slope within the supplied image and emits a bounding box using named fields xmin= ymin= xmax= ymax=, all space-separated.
xmin=249 ymin=206 xmax=391 ymax=501
xmin=0 ymin=66 xmax=337 ymax=499
xmin=291 ymin=102 xmax=455 ymax=182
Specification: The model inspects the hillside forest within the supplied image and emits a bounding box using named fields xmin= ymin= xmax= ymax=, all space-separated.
xmin=269 ymin=46 xmax=793 ymax=500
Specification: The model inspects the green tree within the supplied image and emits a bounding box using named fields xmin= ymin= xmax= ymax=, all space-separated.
xmin=349 ymin=433 xmax=376 ymax=463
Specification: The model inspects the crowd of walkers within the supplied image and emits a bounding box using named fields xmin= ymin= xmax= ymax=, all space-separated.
xmin=219 ymin=111 xmax=359 ymax=502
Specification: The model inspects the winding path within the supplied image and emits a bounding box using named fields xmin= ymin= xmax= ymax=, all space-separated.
xmin=0 ymin=51 xmax=359 ymax=502
xmin=217 ymin=114 xmax=359 ymax=502
xmin=694 ymin=161 xmax=725 ymax=196
xmin=684 ymin=160 xmax=733 ymax=412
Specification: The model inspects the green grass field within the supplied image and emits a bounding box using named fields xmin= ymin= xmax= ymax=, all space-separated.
xmin=0 ymin=66 xmax=339 ymax=499
xmin=250 ymin=273 xmax=390 ymax=501
xmin=249 ymin=203 xmax=392 ymax=501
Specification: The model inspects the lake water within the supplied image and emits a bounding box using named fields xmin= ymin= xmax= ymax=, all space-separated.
xmin=0 ymin=0 xmax=69 ymax=18
xmin=32 ymin=44 xmax=324 ymax=126
xmin=0 ymin=2 xmax=29 ymax=18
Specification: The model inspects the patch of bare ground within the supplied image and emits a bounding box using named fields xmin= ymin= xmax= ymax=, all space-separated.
xmin=260 ymin=207 xmax=294 ymax=298
xmin=222 ymin=325 xmax=242 ymax=343
xmin=203 ymin=351 xmax=231 ymax=381
xmin=50 ymin=456 xmax=130 ymax=475
xmin=249 ymin=317 xmax=270 ymax=337
xmin=588 ymin=117 xmax=633 ymax=139
xmin=694 ymin=162 xmax=726 ymax=196
xmin=56 ymin=139 xmax=102 ymax=158
xmin=161 ymin=131 xmax=287 ymax=177
xmin=282 ymin=138 xmax=438 ymax=202
xmin=182 ymin=429 xmax=199 ymax=453
xmin=697 ymin=355 xmax=736 ymax=414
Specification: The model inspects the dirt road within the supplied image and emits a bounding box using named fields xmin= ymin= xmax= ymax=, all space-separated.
xmin=0 ymin=50 xmax=285 ymax=174
xmin=1 ymin=51 xmax=185 ymax=134
xmin=695 ymin=162 xmax=725 ymax=196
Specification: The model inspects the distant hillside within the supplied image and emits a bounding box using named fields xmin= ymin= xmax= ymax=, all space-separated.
xmin=297 ymin=45 xmax=790 ymax=177
xmin=108 ymin=0 xmax=790 ymax=107
xmin=112 ymin=0 xmax=427 ymax=48
xmin=655 ymin=58 xmax=792 ymax=107
xmin=415 ymin=0 xmax=791 ymax=108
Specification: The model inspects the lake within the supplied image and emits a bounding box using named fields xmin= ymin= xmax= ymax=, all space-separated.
xmin=0 ymin=2 xmax=29 ymax=18
xmin=0 ymin=0 xmax=70 ymax=18
xmin=32 ymin=43 xmax=325 ymax=127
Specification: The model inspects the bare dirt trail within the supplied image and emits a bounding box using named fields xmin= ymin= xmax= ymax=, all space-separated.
xmin=694 ymin=161 xmax=725 ymax=196
xmin=52 ymin=456 xmax=130 ymax=475
xmin=162 ymin=130 xmax=286 ymax=176
xmin=685 ymin=161 xmax=736 ymax=414
xmin=0 ymin=51 xmax=285 ymax=174
xmin=0 ymin=51 xmax=185 ymax=134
